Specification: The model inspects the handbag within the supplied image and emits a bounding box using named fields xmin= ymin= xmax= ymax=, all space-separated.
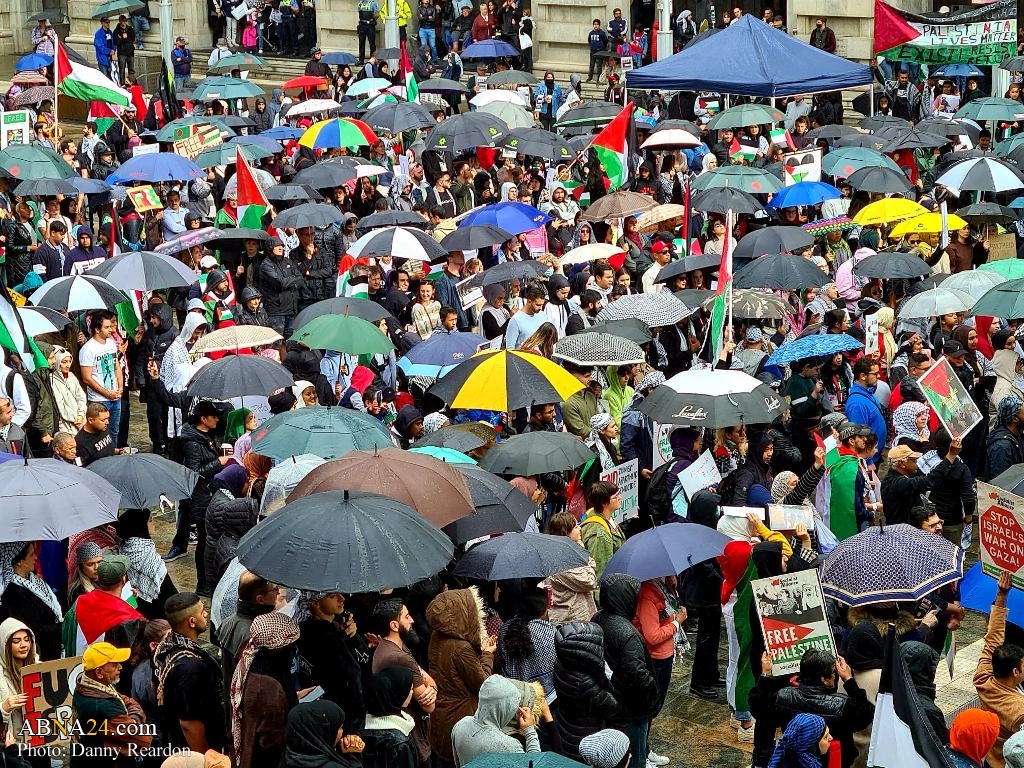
xmin=519 ymin=32 xmax=532 ymax=49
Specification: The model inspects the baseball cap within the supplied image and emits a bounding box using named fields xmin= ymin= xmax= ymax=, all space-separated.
xmin=100 ymin=16 xmax=110 ymax=21
xmin=199 ymin=254 xmax=218 ymax=269
xmin=888 ymin=444 xmax=922 ymax=462
xmin=651 ymin=241 xmax=670 ymax=254
xmin=838 ymin=421 xmax=873 ymax=441
xmin=96 ymin=554 xmax=130 ymax=586
xmin=942 ymin=340 xmax=967 ymax=358
xmin=83 ymin=641 xmax=131 ymax=671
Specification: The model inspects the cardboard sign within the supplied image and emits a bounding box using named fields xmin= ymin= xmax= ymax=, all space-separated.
xmin=722 ymin=505 xmax=765 ymax=519
xmin=173 ymin=124 xmax=222 ymax=160
xmin=132 ymin=143 xmax=160 ymax=157
xmin=677 ymin=449 xmax=722 ymax=500
xmin=21 ymin=656 xmax=84 ymax=746
xmin=229 ymin=395 xmax=271 ymax=426
xmin=988 ymin=231 xmax=1017 ymax=262
xmin=126 ymin=185 xmax=163 ymax=213
xmin=620 ymin=56 xmax=634 ymax=70
xmin=652 ymin=423 xmax=674 ymax=470
xmin=752 ymin=570 xmax=835 ymax=676
xmin=601 ymin=458 xmax=639 ymax=522
xmin=782 ymin=147 xmax=822 ymax=186
xmin=918 ymin=356 xmax=983 ymax=440
xmin=0 ymin=109 xmax=32 ymax=149
xmin=979 ymin=481 xmax=1024 ymax=588
xmin=864 ymin=313 xmax=879 ymax=357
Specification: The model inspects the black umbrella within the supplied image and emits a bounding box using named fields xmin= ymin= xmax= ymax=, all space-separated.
xmin=956 ymin=202 xmax=1019 ymax=224
xmin=486 ymin=69 xmax=540 ymax=86
xmin=918 ymin=116 xmax=980 ymax=143
xmin=235 ymin=490 xmax=454 ymax=592
xmin=292 ymin=296 xmax=396 ymax=330
xmin=859 ymin=114 xmax=911 ymax=131
xmin=653 ymin=259 xmax=708 ymax=285
xmin=293 ymin=158 xmax=360 ymax=188
xmin=588 ymin=318 xmax=652 ymax=344
xmin=222 ymin=115 xmax=255 ymax=129
xmin=503 ymin=128 xmax=574 ymax=161
xmin=804 ymin=124 xmax=863 ymax=141
xmin=425 ymin=113 xmax=509 ymax=152
xmin=358 ymin=209 xmax=428 ymax=229
xmin=733 ymin=226 xmax=814 ymax=259
xmin=65 ymin=177 xmax=113 ymax=197
xmin=466 ymin=259 xmax=548 ymax=288
xmin=418 ymin=77 xmax=470 ymax=93
xmin=854 ymin=251 xmax=931 ymax=279
xmin=733 ymin=254 xmax=829 ymax=289
xmin=454 ymin=532 xmax=589 ymax=579
xmin=444 ymin=465 xmax=536 ymax=545
xmin=847 ymin=166 xmax=913 ymax=194
xmin=879 ymin=127 xmax=950 ymax=152
xmin=16 ymin=177 xmax=78 ymax=196
xmin=833 ymin=133 xmax=888 ymax=151
xmin=1000 ymin=55 xmax=1024 ymax=71
xmin=375 ymin=47 xmax=401 ymax=59
xmin=691 ymin=187 xmax=763 ymax=214
xmin=673 ymin=288 xmax=715 ymax=307
xmin=185 ymin=355 xmax=294 ymax=399
xmin=363 ymin=101 xmax=437 ymax=133
xmin=440 ymin=224 xmax=513 ymax=252
xmin=653 ymin=118 xmax=702 ymax=137
xmin=480 ymin=432 xmax=595 ymax=476
xmin=556 ymin=101 xmax=622 ymax=127
xmin=88 ymin=453 xmax=199 ymax=508
xmin=273 ymin=203 xmax=346 ymax=229
xmin=265 ymin=183 xmax=325 ymax=203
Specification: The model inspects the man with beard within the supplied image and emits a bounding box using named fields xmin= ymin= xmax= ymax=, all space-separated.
xmin=371 ymin=599 xmax=437 ymax=767
xmin=250 ymin=97 xmax=273 ymax=134
xmin=565 ymin=289 xmax=602 ymax=335
xmin=66 ymin=225 xmax=109 ymax=274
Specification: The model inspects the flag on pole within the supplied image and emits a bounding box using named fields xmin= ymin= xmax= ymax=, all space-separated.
xmin=867 ymin=626 xmax=955 ymax=768
xmin=0 ymin=289 xmax=47 ymax=372
xmin=708 ymin=210 xmax=734 ymax=361
xmin=158 ymin=57 xmax=182 ymax=122
xmin=400 ymin=42 xmax=419 ymax=104
xmin=235 ymin=148 xmax=269 ymax=229
xmin=721 ymin=541 xmax=758 ymax=715
xmin=55 ymin=36 xmax=130 ymax=106
xmin=87 ymin=101 xmax=123 ymax=137
xmin=591 ymin=102 xmax=636 ymax=191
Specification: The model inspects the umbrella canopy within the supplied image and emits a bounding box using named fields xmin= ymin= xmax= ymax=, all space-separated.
xmin=426 ymin=350 xmax=584 ymax=412
xmin=707 ymin=103 xmax=785 ymax=129
xmin=877 ymin=126 xmax=949 ymax=152
xmin=859 ymin=114 xmax=911 ymax=131
xmin=86 ymin=250 xmax=198 ymax=291
xmin=937 ymin=156 xmax=1024 ymax=192
xmin=408 ymin=446 xmax=477 ymax=464
xmin=766 ymin=333 xmax=863 ymax=365
xmin=12 ymin=86 xmax=55 ymax=109
xmin=358 ymin=209 xmax=426 ymax=229
xmin=88 ymin=453 xmax=199 ymax=508
xmin=463 ymin=38 xmax=519 ymax=58
xmin=441 ymin=224 xmax=513 ymax=252
xmin=691 ymin=166 xmax=784 ymax=194
xmin=890 ymin=212 xmax=969 ymax=237
xmin=345 ymin=78 xmax=393 ymax=97
xmin=0 ymin=144 xmax=74 ymax=180
xmin=955 ymin=96 xmax=1023 ymax=122
xmin=289 ymin=448 xmax=474 ymax=528
xmin=852 ymin=198 xmax=928 ymax=225
xmin=485 ymin=69 xmax=539 ymax=86
xmin=454 ymin=532 xmax=589 ymax=579
xmin=556 ymin=101 xmax=622 ymax=127
xmin=281 ymin=74 xmax=329 ymax=90
xmin=733 ymin=226 xmax=814 ymax=259
xmin=559 ymin=243 xmax=627 ymax=267
xmin=734 ymin=254 xmax=829 ymax=290
xmin=299 ymin=117 xmax=379 ymax=149
xmin=251 ymin=407 xmax=393 ymax=460
xmin=580 ymin=191 xmax=659 ymax=221
xmin=846 ymin=166 xmax=914 ymax=194
xmin=284 ymin=99 xmax=344 ymax=119
xmin=259 ymin=454 xmax=326 ymax=517
xmin=265 ymin=183 xmax=325 ymax=204
xmin=805 ymin=124 xmax=863 ymax=141
xmin=503 ymin=128 xmax=574 ymax=161
xmin=29 ymin=275 xmax=125 ymax=312
xmin=955 ymin=202 xmax=1018 ymax=224
xmin=273 ymin=203 xmax=346 ymax=229
xmin=638 ymin=368 xmax=785 ymax=427
xmin=208 ymin=52 xmax=269 ymax=73
xmin=821 ymin=147 xmax=901 ymax=178
xmin=91 ymin=0 xmax=143 ymax=17
xmin=635 ymin=204 xmax=688 ymax=235
xmin=15 ymin=53 xmax=52 ymax=72
xmin=192 ymin=76 xmax=264 ymax=101
xmin=291 ymin=314 xmax=395 ymax=355
xmin=767 ymin=181 xmax=842 ymax=209
xmin=596 ymin=292 xmax=692 ymax=326
xmin=15 ymin=177 xmax=81 ymax=197
xmin=419 ymin=78 xmax=470 ymax=93
xmin=0 ymin=458 xmax=121 ymax=541
xmin=189 ymin=325 xmax=282 ymax=356
xmin=236 ymin=490 xmax=454 ymax=592
xmin=464 ymin=260 xmax=548 ymax=288
xmin=729 ymin=289 xmax=793 ymax=320
xmin=398 ymin=330 xmax=488 ymax=377
xmin=970 ymin=278 xmax=1024 ymax=318
xmin=470 ymin=90 xmax=528 ymax=108
xmin=640 ymin=129 xmax=702 ymax=150
xmin=897 ymin=287 xmax=975 ymax=319
xmin=417 ymin=424 xmax=496 ymax=453
xmin=820 ymin=523 xmax=963 ymax=606
xmin=853 ymin=251 xmax=931 ymax=279
xmin=462 ymin=201 xmax=551 ymax=235
xmin=425 ymin=113 xmax=509 ymax=152
xmin=18 ymin=306 xmax=71 ymax=337
xmin=942 ymin=269 xmax=1005 ymax=300
xmin=347 ymin=225 xmax=449 ymax=262
xmin=444 ymin=465 xmax=535 ymax=545
xmin=293 ymin=158 xmax=361 ymax=188
xmin=981 ymin=259 xmax=1024 ymax=279
xmin=195 ymin=143 xmax=272 ymax=169
xmin=363 ymin=101 xmax=436 ymax=133
xmin=108 ymin=153 xmax=205 ymax=184
xmin=691 ymin=186 xmax=763 ymax=214
xmin=292 ymin=297 xmax=394 ymax=330
xmin=587 ymin=318 xmax=652 ymax=345
xmin=155 ymin=226 xmax=270 ymax=255
xmin=463 ymin=754 xmax=586 ymax=768
xmin=603 ymin=522 xmax=730 ymax=581
xmin=185 ymin=355 xmax=294 ymax=399
xmin=476 ymin=102 xmax=535 ymax=130
xmin=551 ymin=332 xmax=646 ymax=367
xmin=480 ymin=432 xmax=596 ymax=475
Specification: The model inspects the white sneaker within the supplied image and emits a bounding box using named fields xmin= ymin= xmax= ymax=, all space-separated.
xmin=737 ymin=724 xmax=755 ymax=743
xmin=648 ymin=751 xmax=670 ymax=766
xmin=646 ymin=761 xmax=659 ymax=768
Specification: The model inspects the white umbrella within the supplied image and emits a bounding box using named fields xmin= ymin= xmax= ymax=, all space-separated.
xmin=898 ymin=287 xmax=975 ymax=319
xmin=285 ymin=98 xmax=342 ymax=118
xmin=638 ymin=368 xmax=785 ymax=427
xmin=641 ymin=129 xmax=701 ymax=149
xmin=471 ymin=89 xmax=529 ymax=108
xmin=559 ymin=243 xmax=627 ymax=266
xmin=260 ymin=453 xmax=328 ymax=517
xmin=941 ymin=269 xmax=1006 ymax=300
xmin=479 ymin=102 xmax=535 ymax=130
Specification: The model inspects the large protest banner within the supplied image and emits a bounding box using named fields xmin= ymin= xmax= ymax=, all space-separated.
xmin=978 ymin=481 xmax=1024 ymax=589
xmin=752 ymin=571 xmax=836 ymax=676
xmin=21 ymin=656 xmax=84 ymax=746
xmin=874 ymin=0 xmax=1017 ymax=66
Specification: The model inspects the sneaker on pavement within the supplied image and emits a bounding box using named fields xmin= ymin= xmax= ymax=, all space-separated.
xmin=737 ymin=724 xmax=755 ymax=743
xmin=162 ymin=547 xmax=188 ymax=562
xmin=648 ymin=751 xmax=670 ymax=765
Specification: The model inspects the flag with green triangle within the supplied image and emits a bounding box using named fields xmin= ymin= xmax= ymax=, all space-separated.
xmin=400 ymin=42 xmax=419 ymax=104
xmin=0 ymin=289 xmax=46 ymax=372
xmin=235 ymin=147 xmax=268 ymax=229
xmin=591 ymin=102 xmax=635 ymax=191
xmin=708 ymin=210 xmax=733 ymax=361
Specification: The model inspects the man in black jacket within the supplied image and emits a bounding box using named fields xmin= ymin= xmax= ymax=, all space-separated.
xmin=292 ymin=227 xmax=337 ymax=310
xmin=258 ymin=237 xmax=303 ymax=336
xmin=138 ymin=301 xmax=177 ymax=455
xmin=928 ymin=427 xmax=974 ymax=549
xmin=593 ymin=574 xmax=659 ymax=768
xmin=987 ymin=394 xmax=1024 ymax=481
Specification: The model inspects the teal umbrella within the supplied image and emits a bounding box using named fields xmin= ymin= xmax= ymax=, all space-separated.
xmin=690 ymin=165 xmax=783 ymax=194
xmin=981 ymin=260 xmax=1024 ymax=279
xmin=821 ymin=147 xmax=901 ymax=178
xmin=955 ymin=96 xmax=1023 ymax=122
xmin=91 ymin=0 xmax=143 ymax=18
xmin=195 ymin=142 xmax=272 ymax=168
xmin=408 ymin=446 xmax=477 ymax=464
xmin=0 ymin=144 xmax=73 ymax=180
xmin=251 ymin=407 xmax=393 ymax=460
xmin=192 ymin=76 xmax=265 ymax=101
xmin=463 ymin=754 xmax=587 ymax=768
xmin=969 ymin=277 xmax=1024 ymax=317
xmin=208 ymin=53 xmax=270 ymax=74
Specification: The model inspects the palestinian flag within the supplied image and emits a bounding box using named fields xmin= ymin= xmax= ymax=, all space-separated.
xmin=0 ymin=288 xmax=47 ymax=372
xmin=592 ymin=102 xmax=636 ymax=191
xmin=867 ymin=626 xmax=955 ymax=768
xmin=236 ymin=148 xmax=269 ymax=229
xmin=873 ymin=0 xmax=1016 ymax=66
xmin=720 ymin=541 xmax=757 ymax=713
xmin=708 ymin=210 xmax=734 ymax=362
xmin=88 ymin=101 xmax=122 ymax=137
xmin=400 ymin=42 xmax=419 ymax=104
xmin=729 ymin=140 xmax=757 ymax=162
xmin=56 ymin=35 xmax=129 ymax=106
xmin=770 ymin=127 xmax=795 ymax=149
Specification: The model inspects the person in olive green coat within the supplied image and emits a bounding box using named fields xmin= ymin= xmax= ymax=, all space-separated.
xmin=580 ymin=481 xmax=626 ymax=583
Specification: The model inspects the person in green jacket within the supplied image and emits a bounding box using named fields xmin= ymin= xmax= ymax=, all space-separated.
xmin=580 ymin=480 xmax=626 ymax=582
xmin=829 ymin=422 xmax=876 ymax=540
xmin=604 ymin=364 xmax=636 ymax=431
xmin=783 ymin=357 xmax=826 ymax=423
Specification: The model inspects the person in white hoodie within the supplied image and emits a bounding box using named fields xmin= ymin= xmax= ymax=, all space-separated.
xmin=451 ymin=675 xmax=541 ymax=768
xmin=49 ymin=346 xmax=87 ymax=435
xmin=0 ymin=617 xmax=39 ymax=748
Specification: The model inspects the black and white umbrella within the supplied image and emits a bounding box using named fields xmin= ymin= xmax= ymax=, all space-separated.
xmin=638 ymin=368 xmax=786 ymax=427
xmin=348 ymin=226 xmax=448 ymax=262
xmin=87 ymin=250 xmax=198 ymax=291
xmin=596 ymin=292 xmax=692 ymax=327
xmin=552 ymin=332 xmax=646 ymax=367
xmin=29 ymin=275 xmax=126 ymax=312
xmin=440 ymin=224 xmax=513 ymax=252
xmin=733 ymin=226 xmax=814 ymax=259
xmin=936 ymin=156 xmax=1024 ymax=192
xmin=273 ymin=203 xmax=346 ymax=229
xmin=17 ymin=306 xmax=72 ymax=337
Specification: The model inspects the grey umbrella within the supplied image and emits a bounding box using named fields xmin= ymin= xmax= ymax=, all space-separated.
xmin=552 ymin=332 xmax=646 ymax=367
xmin=587 ymin=318 xmax=652 ymax=345
xmin=88 ymin=454 xmax=199 ymax=509
xmin=265 ymin=183 xmax=325 ymax=203
xmin=847 ymin=166 xmax=914 ymax=194
xmin=733 ymin=226 xmax=814 ymax=259
xmin=292 ymin=297 xmax=396 ymax=330
xmin=480 ymin=432 xmax=596 ymax=476
xmin=273 ymin=203 xmax=346 ymax=229
xmin=235 ymin=490 xmax=454 ymax=592
xmin=454 ymin=532 xmax=589 ymax=579
xmin=0 ymin=458 xmax=121 ymax=542
xmin=416 ymin=424 xmax=496 ymax=453
xmin=86 ymin=250 xmax=199 ymax=291
xmin=440 ymin=224 xmax=513 ymax=252
xmin=185 ymin=355 xmax=294 ymax=400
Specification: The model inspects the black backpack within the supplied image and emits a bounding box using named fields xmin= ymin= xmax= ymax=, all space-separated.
xmin=644 ymin=460 xmax=684 ymax=525
xmin=4 ymin=368 xmax=40 ymax=422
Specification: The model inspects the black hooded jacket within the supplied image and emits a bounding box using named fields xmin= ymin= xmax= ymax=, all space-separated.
xmin=680 ymin=492 xmax=724 ymax=609
xmin=235 ymin=286 xmax=272 ymax=327
xmin=138 ymin=303 xmax=177 ymax=383
xmin=722 ymin=430 xmax=774 ymax=506
xmin=553 ymin=621 xmax=619 ymax=759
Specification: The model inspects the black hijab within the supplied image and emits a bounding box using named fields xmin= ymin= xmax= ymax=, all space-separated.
xmin=366 ymin=666 xmax=414 ymax=717
xmin=547 ymin=275 xmax=570 ymax=306
xmin=844 ymin=620 xmax=884 ymax=672
xmin=750 ymin=541 xmax=784 ymax=578
xmin=283 ymin=701 xmax=359 ymax=768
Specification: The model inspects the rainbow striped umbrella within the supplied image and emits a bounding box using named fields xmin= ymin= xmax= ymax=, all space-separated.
xmin=298 ymin=117 xmax=379 ymax=149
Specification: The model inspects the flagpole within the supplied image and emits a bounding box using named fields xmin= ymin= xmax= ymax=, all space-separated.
xmin=725 ymin=207 xmax=733 ymax=344
xmin=53 ymin=35 xmax=60 ymax=145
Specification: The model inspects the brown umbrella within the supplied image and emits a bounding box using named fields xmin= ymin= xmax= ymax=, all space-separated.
xmin=288 ymin=447 xmax=475 ymax=527
xmin=12 ymin=72 xmax=49 ymax=86
xmin=580 ymin=190 xmax=658 ymax=222
xmin=13 ymin=86 xmax=55 ymax=108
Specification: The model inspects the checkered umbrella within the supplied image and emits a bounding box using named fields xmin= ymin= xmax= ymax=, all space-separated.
xmin=552 ymin=332 xmax=646 ymax=367
xmin=596 ymin=292 xmax=692 ymax=327
xmin=821 ymin=523 xmax=964 ymax=606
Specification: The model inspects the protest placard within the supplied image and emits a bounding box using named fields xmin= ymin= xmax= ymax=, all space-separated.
xmin=652 ymin=423 xmax=673 ymax=470
xmin=601 ymin=458 xmax=639 ymax=522
xmin=678 ymin=450 xmax=722 ymax=500
xmin=126 ymin=185 xmax=163 ymax=213
xmin=752 ymin=571 xmax=835 ymax=676
xmin=1 ymin=110 xmax=32 ymax=149
xmin=21 ymin=656 xmax=84 ymax=746
xmin=455 ymin=275 xmax=484 ymax=312
xmin=978 ymin=481 xmax=1024 ymax=589
xmin=768 ymin=504 xmax=816 ymax=531
xmin=173 ymin=124 xmax=222 ymax=160
xmin=918 ymin=357 xmax=983 ymax=440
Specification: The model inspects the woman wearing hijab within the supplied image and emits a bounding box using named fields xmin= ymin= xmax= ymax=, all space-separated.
xmin=361 ymin=667 xmax=419 ymax=768
xmin=901 ymin=641 xmax=947 ymax=742
xmin=946 ymin=709 xmax=999 ymax=768
xmin=114 ymin=508 xmax=176 ymax=620
xmin=224 ymin=408 xmax=254 ymax=447
xmin=989 ymin=348 xmax=1024 ymax=429
xmin=67 ymin=542 xmax=103 ymax=606
xmin=721 ymin=431 xmax=774 ymax=507
xmin=767 ymin=713 xmax=831 ymax=768
xmin=283 ymin=701 xmax=364 ymax=768
xmin=891 ymin=401 xmax=931 ymax=453
xmin=49 ymin=346 xmax=87 ymax=435
xmin=604 ymin=365 xmax=636 ymax=431
xmin=293 ymin=380 xmax=319 ymax=408
xmin=230 ymin=612 xmax=302 ymax=768
xmin=842 ymin=621 xmax=883 ymax=768
xmin=205 ymin=463 xmax=259 ymax=586
xmin=0 ymin=542 xmax=62 ymax=660
xmin=585 ymin=413 xmax=621 ymax=473
xmin=543 ymin=275 xmax=571 ymax=337
xmin=481 ymin=285 xmax=511 ymax=340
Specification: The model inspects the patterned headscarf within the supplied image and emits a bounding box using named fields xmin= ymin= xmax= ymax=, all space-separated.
xmin=997 ymin=395 xmax=1023 ymax=427
xmin=639 ymin=370 xmax=666 ymax=393
xmin=771 ymin=471 xmax=797 ymax=502
xmin=422 ymin=411 xmax=450 ymax=436
xmin=229 ymin=612 xmax=300 ymax=759
xmin=768 ymin=713 xmax=827 ymax=768
xmin=893 ymin=401 xmax=929 ymax=442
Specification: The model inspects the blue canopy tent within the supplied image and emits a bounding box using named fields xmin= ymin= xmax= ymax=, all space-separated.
xmin=625 ymin=15 xmax=872 ymax=98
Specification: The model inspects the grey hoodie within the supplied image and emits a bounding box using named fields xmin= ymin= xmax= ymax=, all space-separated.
xmin=450 ymin=675 xmax=541 ymax=767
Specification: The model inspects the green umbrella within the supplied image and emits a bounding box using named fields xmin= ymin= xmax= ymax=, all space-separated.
xmin=91 ymin=0 xmax=143 ymax=18
xmin=155 ymin=116 xmax=233 ymax=142
xmin=408 ymin=446 xmax=478 ymax=464
xmin=970 ymin=277 xmax=1024 ymax=317
xmin=290 ymin=314 xmax=395 ymax=355
xmin=690 ymin=165 xmax=784 ymax=194
xmin=980 ymin=260 xmax=1024 ymax=280
xmin=195 ymin=142 xmax=272 ymax=169
xmin=955 ymin=96 xmax=1024 ymax=122
xmin=707 ymin=103 xmax=785 ymax=130
xmin=208 ymin=53 xmax=270 ymax=74
xmin=192 ymin=76 xmax=265 ymax=102
xmin=821 ymin=147 xmax=902 ymax=178
xmin=0 ymin=144 xmax=74 ymax=180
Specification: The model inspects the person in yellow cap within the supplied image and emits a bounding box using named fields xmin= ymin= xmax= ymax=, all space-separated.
xmin=71 ymin=641 xmax=151 ymax=765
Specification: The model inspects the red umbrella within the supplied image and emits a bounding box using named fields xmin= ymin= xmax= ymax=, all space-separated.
xmin=281 ymin=75 xmax=329 ymax=90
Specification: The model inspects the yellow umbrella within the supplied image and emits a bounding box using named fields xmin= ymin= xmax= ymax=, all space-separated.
xmin=852 ymin=198 xmax=927 ymax=225
xmin=890 ymin=212 xmax=968 ymax=238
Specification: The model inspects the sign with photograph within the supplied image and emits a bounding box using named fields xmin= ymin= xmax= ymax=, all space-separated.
xmin=0 ymin=110 xmax=32 ymax=149
xmin=21 ymin=656 xmax=84 ymax=746
xmin=752 ymin=571 xmax=835 ymax=676
xmin=125 ymin=185 xmax=163 ymax=213
xmin=455 ymin=275 xmax=484 ymax=312
xmin=601 ymin=458 xmax=639 ymax=522
xmin=918 ymin=357 xmax=983 ymax=440
xmin=979 ymin=481 xmax=1024 ymax=589
xmin=768 ymin=504 xmax=816 ymax=531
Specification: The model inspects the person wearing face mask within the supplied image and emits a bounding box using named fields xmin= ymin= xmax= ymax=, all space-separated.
xmin=534 ymin=72 xmax=563 ymax=131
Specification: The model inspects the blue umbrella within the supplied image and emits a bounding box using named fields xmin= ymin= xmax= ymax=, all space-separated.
xmin=960 ymin=562 xmax=1024 ymax=624
xmin=108 ymin=153 xmax=205 ymax=184
xmin=463 ymin=39 xmax=519 ymax=59
xmin=397 ymin=329 xmax=487 ymax=377
xmin=461 ymin=201 xmax=551 ymax=235
xmin=767 ymin=181 xmax=842 ymax=209
xmin=65 ymin=177 xmax=112 ymax=196
xmin=603 ymin=522 xmax=730 ymax=581
xmin=454 ymin=532 xmax=590 ymax=579
xmin=322 ymin=51 xmax=359 ymax=65
xmin=15 ymin=53 xmax=52 ymax=72
xmin=766 ymin=333 xmax=863 ymax=366
xmin=227 ymin=134 xmax=284 ymax=153
xmin=933 ymin=63 xmax=984 ymax=78
xmin=261 ymin=126 xmax=305 ymax=141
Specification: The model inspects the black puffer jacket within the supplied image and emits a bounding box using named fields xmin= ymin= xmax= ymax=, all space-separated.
xmin=592 ymin=574 xmax=659 ymax=725
xmin=292 ymin=244 xmax=337 ymax=304
xmin=258 ymin=254 xmax=303 ymax=316
xmin=179 ymin=423 xmax=222 ymax=513
xmin=137 ymin=303 xmax=177 ymax=383
xmin=553 ymin=621 xmax=618 ymax=759
xmin=205 ymin=488 xmax=258 ymax=585
xmin=359 ymin=725 xmax=418 ymax=768
xmin=235 ymin=286 xmax=272 ymax=327
xmin=680 ymin=492 xmax=724 ymax=609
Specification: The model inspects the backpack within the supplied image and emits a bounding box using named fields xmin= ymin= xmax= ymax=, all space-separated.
xmin=4 ymin=368 xmax=40 ymax=422
xmin=644 ymin=461 xmax=676 ymax=525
